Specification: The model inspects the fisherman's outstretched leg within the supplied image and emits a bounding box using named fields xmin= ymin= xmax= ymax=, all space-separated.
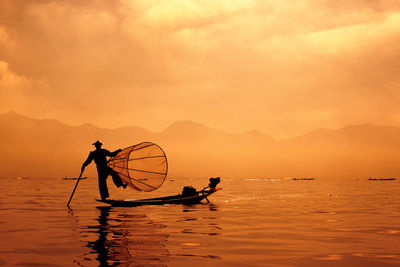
xmin=109 ymin=167 xmax=127 ymax=189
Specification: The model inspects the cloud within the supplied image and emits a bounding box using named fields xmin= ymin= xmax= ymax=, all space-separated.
xmin=0 ymin=25 xmax=13 ymax=47
xmin=0 ymin=61 xmax=53 ymax=115
xmin=1 ymin=0 xmax=400 ymax=136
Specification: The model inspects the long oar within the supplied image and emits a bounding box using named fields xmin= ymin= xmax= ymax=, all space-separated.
xmin=67 ymin=170 xmax=84 ymax=208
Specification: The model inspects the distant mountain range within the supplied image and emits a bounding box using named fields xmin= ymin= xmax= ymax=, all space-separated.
xmin=1 ymin=111 xmax=400 ymax=178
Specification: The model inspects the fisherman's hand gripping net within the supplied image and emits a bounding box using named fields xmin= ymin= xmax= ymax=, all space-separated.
xmin=107 ymin=142 xmax=168 ymax=192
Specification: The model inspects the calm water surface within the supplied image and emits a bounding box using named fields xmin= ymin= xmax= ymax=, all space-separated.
xmin=0 ymin=176 xmax=400 ymax=266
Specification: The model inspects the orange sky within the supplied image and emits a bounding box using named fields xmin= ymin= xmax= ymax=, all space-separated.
xmin=1 ymin=0 xmax=400 ymax=138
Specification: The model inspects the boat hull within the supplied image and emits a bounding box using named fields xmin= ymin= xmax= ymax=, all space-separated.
xmin=96 ymin=188 xmax=222 ymax=207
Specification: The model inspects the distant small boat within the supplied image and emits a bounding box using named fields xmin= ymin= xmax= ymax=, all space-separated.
xmin=62 ymin=177 xmax=87 ymax=180
xmin=292 ymin=178 xmax=315 ymax=181
xmin=368 ymin=177 xmax=396 ymax=181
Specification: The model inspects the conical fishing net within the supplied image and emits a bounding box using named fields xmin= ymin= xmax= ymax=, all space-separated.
xmin=107 ymin=142 xmax=168 ymax=192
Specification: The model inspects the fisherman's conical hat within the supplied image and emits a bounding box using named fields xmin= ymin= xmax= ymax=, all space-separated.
xmin=92 ymin=140 xmax=103 ymax=146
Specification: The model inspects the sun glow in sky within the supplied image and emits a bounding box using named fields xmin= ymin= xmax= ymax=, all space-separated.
xmin=1 ymin=0 xmax=400 ymax=138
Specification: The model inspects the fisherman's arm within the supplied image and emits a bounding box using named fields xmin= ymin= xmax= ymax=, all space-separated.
xmin=81 ymin=152 xmax=93 ymax=172
xmin=108 ymin=149 xmax=122 ymax=157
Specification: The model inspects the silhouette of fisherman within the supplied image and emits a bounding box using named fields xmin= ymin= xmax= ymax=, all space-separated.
xmin=81 ymin=140 xmax=126 ymax=200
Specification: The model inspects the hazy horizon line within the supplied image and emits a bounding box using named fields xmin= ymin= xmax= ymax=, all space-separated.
xmin=3 ymin=110 xmax=398 ymax=140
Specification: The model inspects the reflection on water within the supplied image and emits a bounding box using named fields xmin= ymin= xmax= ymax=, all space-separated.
xmin=69 ymin=206 xmax=170 ymax=266
xmin=67 ymin=202 xmax=222 ymax=266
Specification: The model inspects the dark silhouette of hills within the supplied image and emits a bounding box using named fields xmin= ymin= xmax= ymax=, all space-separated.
xmin=1 ymin=111 xmax=400 ymax=178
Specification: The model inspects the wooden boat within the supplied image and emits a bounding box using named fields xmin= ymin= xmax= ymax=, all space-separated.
xmin=96 ymin=188 xmax=222 ymax=207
